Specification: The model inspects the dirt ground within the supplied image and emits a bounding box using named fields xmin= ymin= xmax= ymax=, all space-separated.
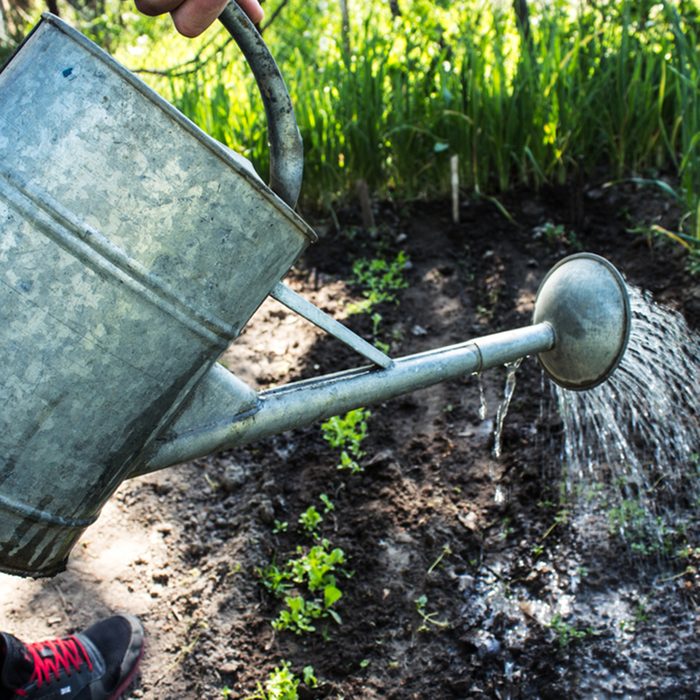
xmin=1 ymin=181 xmax=698 ymax=699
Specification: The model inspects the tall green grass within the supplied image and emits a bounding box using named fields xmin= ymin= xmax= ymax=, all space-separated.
xmin=126 ymin=0 xmax=699 ymax=236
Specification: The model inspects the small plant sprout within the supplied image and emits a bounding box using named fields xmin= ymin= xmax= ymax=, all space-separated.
xmin=427 ymin=544 xmax=452 ymax=574
xmin=319 ymin=493 xmax=334 ymax=513
xmin=347 ymin=250 xmax=410 ymax=315
xmin=263 ymin=538 xmax=348 ymax=635
xmin=258 ymin=562 xmax=292 ymax=597
xmin=532 ymin=221 xmax=581 ymax=250
xmin=321 ymin=408 xmax=371 ymax=474
xmin=548 ymin=614 xmax=594 ymax=648
xmin=298 ymin=505 xmax=323 ymax=538
xmin=243 ymin=660 xmax=313 ymax=700
xmin=414 ymin=595 xmax=449 ymax=632
xmin=273 ymin=520 xmax=288 ymax=534
xmin=302 ymin=666 xmax=318 ymax=688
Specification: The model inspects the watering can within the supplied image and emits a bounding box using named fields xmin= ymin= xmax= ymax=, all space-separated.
xmin=0 ymin=4 xmax=631 ymax=578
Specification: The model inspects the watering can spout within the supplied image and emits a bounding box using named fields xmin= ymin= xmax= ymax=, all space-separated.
xmin=139 ymin=253 xmax=631 ymax=476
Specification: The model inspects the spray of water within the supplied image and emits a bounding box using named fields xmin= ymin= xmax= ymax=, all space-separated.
xmin=554 ymin=287 xmax=699 ymax=544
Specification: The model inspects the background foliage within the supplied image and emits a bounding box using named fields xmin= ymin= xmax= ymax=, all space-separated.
xmin=3 ymin=0 xmax=699 ymax=237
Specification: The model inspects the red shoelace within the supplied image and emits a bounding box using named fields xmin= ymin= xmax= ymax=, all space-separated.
xmin=15 ymin=636 xmax=93 ymax=695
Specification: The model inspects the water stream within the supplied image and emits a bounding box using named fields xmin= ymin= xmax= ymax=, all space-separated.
xmin=460 ymin=287 xmax=699 ymax=694
xmin=554 ymin=287 xmax=699 ymax=542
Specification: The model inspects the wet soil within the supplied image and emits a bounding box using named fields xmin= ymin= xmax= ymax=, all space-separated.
xmin=1 ymin=181 xmax=698 ymax=699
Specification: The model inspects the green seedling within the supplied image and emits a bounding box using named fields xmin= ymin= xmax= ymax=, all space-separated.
xmin=608 ymin=499 xmax=675 ymax=557
xmin=298 ymin=505 xmax=323 ymax=538
xmin=549 ymin=614 xmax=594 ymax=648
xmin=533 ymin=221 xmax=581 ymax=250
xmin=322 ymin=408 xmax=371 ymax=474
xmin=243 ymin=661 xmax=314 ymax=700
xmin=427 ymin=544 xmax=452 ymax=574
xmin=258 ymin=562 xmax=292 ymax=597
xmin=262 ymin=538 xmax=348 ymax=635
xmin=302 ymin=666 xmax=318 ymax=688
xmin=272 ymin=520 xmax=288 ymax=534
xmin=319 ymin=493 xmax=334 ymax=513
xmin=273 ymin=596 xmax=323 ymax=635
xmin=347 ymin=251 xmax=410 ymax=315
xmin=414 ymin=594 xmax=449 ymax=632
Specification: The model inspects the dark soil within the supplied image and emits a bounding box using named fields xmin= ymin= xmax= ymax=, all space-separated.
xmin=2 ymin=181 xmax=698 ymax=699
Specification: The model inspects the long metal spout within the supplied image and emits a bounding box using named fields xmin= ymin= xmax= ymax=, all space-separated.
xmin=141 ymin=323 xmax=554 ymax=473
xmin=138 ymin=252 xmax=631 ymax=476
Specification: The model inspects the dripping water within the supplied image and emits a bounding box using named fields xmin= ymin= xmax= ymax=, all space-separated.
xmin=477 ymin=372 xmax=488 ymax=420
xmin=493 ymin=358 xmax=523 ymax=459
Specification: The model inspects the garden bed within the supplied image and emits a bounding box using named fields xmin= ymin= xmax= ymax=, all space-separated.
xmin=1 ymin=181 xmax=698 ymax=698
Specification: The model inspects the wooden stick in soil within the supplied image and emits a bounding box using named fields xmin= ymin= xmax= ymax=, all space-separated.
xmin=451 ymin=154 xmax=460 ymax=223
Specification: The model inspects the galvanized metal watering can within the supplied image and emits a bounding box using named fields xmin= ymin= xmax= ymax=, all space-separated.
xmin=0 ymin=4 xmax=631 ymax=578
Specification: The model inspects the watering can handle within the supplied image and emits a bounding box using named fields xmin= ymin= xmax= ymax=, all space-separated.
xmin=218 ymin=1 xmax=303 ymax=209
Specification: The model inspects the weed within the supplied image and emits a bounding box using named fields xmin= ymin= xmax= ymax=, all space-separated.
xmin=322 ymin=408 xmax=371 ymax=474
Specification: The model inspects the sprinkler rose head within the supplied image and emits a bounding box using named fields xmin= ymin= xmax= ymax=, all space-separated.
xmin=533 ymin=253 xmax=631 ymax=391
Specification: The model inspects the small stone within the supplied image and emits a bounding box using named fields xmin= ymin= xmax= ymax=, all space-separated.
xmin=257 ymin=499 xmax=275 ymax=525
xmin=218 ymin=660 xmax=241 ymax=675
xmin=411 ymin=324 xmax=428 ymax=336
xmin=219 ymin=464 xmax=247 ymax=493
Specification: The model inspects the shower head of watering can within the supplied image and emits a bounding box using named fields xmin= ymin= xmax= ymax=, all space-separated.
xmin=533 ymin=253 xmax=631 ymax=391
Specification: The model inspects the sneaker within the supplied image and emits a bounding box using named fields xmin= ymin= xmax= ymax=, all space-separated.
xmin=0 ymin=615 xmax=144 ymax=700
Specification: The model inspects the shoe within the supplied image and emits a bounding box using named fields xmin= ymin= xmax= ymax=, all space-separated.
xmin=0 ymin=615 xmax=144 ymax=700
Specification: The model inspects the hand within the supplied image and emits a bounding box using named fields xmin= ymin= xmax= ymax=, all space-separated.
xmin=134 ymin=0 xmax=264 ymax=37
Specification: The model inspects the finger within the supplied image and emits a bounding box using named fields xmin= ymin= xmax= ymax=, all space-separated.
xmin=170 ymin=0 xmax=228 ymax=36
xmin=133 ymin=0 xmax=182 ymax=17
xmin=171 ymin=0 xmax=262 ymax=37
xmin=234 ymin=0 xmax=264 ymax=24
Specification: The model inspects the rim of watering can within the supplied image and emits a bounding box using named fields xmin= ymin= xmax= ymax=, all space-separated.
xmin=533 ymin=252 xmax=631 ymax=391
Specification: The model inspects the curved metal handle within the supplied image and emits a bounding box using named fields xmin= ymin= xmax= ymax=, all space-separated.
xmin=218 ymin=1 xmax=303 ymax=209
